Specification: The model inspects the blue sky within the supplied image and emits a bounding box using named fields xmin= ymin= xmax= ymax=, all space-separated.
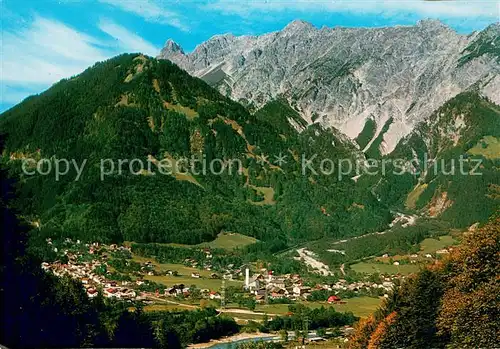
xmin=1 ymin=0 xmax=499 ymax=112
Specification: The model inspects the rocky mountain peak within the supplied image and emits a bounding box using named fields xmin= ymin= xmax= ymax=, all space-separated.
xmin=193 ymin=33 xmax=236 ymax=54
xmin=283 ymin=19 xmax=315 ymax=32
xmin=482 ymin=22 xmax=500 ymax=38
xmin=416 ymin=18 xmax=448 ymax=30
xmin=159 ymin=39 xmax=185 ymax=60
xmin=166 ymin=39 xmax=184 ymax=53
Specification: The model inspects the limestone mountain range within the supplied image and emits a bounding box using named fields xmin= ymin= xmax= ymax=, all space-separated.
xmin=158 ymin=19 xmax=500 ymax=154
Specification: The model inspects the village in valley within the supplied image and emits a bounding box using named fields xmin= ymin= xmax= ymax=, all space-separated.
xmin=37 ymin=227 xmax=460 ymax=347
xmin=42 ymin=236 xmax=404 ymax=310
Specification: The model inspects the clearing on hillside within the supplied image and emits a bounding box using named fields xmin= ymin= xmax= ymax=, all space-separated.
xmin=247 ymin=185 xmax=276 ymax=206
xmin=350 ymin=261 xmax=420 ymax=275
xmin=198 ymin=232 xmax=258 ymax=250
xmin=419 ymin=235 xmax=458 ymax=254
xmin=467 ymin=136 xmax=500 ymax=159
xmin=406 ymin=183 xmax=428 ymax=209
xmin=167 ymin=232 xmax=259 ymax=251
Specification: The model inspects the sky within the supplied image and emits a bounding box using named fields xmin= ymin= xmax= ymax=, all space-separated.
xmin=1 ymin=0 xmax=499 ymax=112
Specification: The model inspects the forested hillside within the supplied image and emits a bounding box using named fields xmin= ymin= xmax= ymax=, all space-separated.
xmin=0 ymin=54 xmax=390 ymax=255
xmin=367 ymin=92 xmax=500 ymax=226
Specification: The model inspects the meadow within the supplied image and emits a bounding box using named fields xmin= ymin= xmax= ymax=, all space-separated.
xmin=144 ymin=274 xmax=242 ymax=291
xmin=255 ymin=297 xmax=382 ymax=318
xmin=132 ymin=254 xmax=242 ymax=290
xmin=248 ymin=186 xmax=276 ymax=206
xmin=419 ymin=235 xmax=457 ymax=254
xmin=162 ymin=232 xmax=258 ymax=251
xmin=196 ymin=232 xmax=258 ymax=250
xmin=350 ymin=262 xmax=421 ymax=275
xmin=467 ymin=135 xmax=500 ymax=159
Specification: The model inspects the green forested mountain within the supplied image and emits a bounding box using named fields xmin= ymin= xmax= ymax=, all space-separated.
xmin=2 ymin=53 xmax=499 ymax=260
xmin=0 ymin=53 xmax=390 ymax=252
xmin=367 ymin=91 xmax=500 ymax=226
xmin=344 ymin=91 xmax=500 ymax=349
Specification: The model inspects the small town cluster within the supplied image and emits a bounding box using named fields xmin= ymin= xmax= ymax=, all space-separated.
xmin=41 ymin=238 xmax=398 ymax=306
xmin=241 ymin=270 xmax=396 ymax=303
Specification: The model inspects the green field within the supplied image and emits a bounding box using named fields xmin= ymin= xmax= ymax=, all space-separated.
xmin=128 ymin=233 xmax=256 ymax=291
xmin=222 ymin=311 xmax=268 ymax=322
xmin=254 ymin=304 xmax=291 ymax=315
xmin=131 ymin=255 xmax=242 ymax=290
xmin=317 ymin=297 xmax=382 ymax=318
xmin=144 ymin=274 xmax=241 ymax=291
xmin=350 ymin=235 xmax=458 ymax=275
xmin=144 ymin=297 xmax=381 ymax=319
xmin=419 ymin=235 xmax=457 ymax=254
xmin=198 ymin=232 xmax=258 ymax=250
xmin=143 ymin=303 xmax=195 ymax=312
xmin=248 ymin=186 xmax=276 ymax=206
xmin=256 ymin=297 xmax=382 ymax=318
xmin=350 ymin=262 xmax=420 ymax=275
xmin=467 ymin=136 xmax=500 ymax=159
xmin=166 ymin=232 xmax=258 ymax=251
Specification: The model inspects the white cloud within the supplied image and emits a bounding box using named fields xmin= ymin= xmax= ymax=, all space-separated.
xmin=206 ymin=0 xmax=499 ymax=20
xmin=99 ymin=19 xmax=159 ymax=56
xmin=98 ymin=0 xmax=188 ymax=31
xmin=1 ymin=16 xmax=110 ymax=87
xmin=0 ymin=16 xmax=158 ymax=107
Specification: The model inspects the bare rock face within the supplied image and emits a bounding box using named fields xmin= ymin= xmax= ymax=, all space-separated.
xmin=158 ymin=20 xmax=500 ymax=154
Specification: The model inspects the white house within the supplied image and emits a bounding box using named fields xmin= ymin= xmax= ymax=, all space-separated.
xmin=247 ymin=278 xmax=261 ymax=291
xmin=209 ymin=291 xmax=221 ymax=300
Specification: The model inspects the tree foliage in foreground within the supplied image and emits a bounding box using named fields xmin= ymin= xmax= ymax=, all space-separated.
xmin=348 ymin=215 xmax=500 ymax=349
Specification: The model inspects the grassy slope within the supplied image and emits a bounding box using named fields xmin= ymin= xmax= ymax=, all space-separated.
xmin=419 ymin=235 xmax=458 ymax=254
xmin=256 ymin=297 xmax=382 ymax=318
xmin=1 ymin=53 xmax=391 ymax=249
xmin=164 ymin=232 xmax=259 ymax=251
xmin=247 ymin=186 xmax=276 ymax=206
xmin=350 ymin=262 xmax=420 ymax=275
xmin=405 ymin=184 xmax=428 ymax=210
xmin=467 ymin=135 xmax=500 ymax=159
xmin=132 ymin=254 xmax=242 ymax=290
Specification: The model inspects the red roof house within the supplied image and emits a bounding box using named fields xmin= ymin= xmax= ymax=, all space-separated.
xmin=328 ymin=295 xmax=341 ymax=304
